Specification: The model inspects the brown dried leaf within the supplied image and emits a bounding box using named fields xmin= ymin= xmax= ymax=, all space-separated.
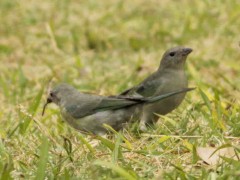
xmin=197 ymin=147 xmax=238 ymax=166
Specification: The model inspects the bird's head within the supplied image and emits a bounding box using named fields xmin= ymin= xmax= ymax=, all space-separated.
xmin=159 ymin=47 xmax=192 ymax=70
xmin=42 ymin=83 xmax=76 ymax=115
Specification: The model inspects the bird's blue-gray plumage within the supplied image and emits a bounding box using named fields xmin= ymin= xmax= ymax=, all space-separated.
xmin=44 ymin=83 xmax=194 ymax=135
xmin=119 ymin=47 xmax=193 ymax=131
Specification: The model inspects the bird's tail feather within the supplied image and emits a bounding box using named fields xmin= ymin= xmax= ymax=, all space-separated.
xmin=145 ymin=88 xmax=195 ymax=103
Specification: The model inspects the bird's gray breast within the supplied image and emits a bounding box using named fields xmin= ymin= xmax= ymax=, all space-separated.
xmin=145 ymin=69 xmax=188 ymax=115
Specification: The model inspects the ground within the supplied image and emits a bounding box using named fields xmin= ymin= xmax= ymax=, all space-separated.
xmin=0 ymin=0 xmax=240 ymax=179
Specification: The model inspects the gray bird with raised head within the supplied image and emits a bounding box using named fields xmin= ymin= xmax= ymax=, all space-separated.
xmin=42 ymin=83 xmax=194 ymax=135
xmin=119 ymin=47 xmax=193 ymax=131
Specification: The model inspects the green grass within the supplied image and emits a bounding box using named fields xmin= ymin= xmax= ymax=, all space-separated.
xmin=0 ymin=0 xmax=240 ymax=179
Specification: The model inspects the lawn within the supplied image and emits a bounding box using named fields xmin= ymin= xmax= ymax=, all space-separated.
xmin=0 ymin=0 xmax=240 ymax=179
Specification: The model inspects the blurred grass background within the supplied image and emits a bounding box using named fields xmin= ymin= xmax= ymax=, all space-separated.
xmin=0 ymin=0 xmax=240 ymax=179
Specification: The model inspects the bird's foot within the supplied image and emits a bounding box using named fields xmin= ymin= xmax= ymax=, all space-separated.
xmin=139 ymin=123 xmax=148 ymax=132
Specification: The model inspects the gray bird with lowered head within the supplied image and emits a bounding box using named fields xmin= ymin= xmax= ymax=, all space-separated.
xmin=119 ymin=47 xmax=193 ymax=131
xmin=42 ymin=83 xmax=194 ymax=135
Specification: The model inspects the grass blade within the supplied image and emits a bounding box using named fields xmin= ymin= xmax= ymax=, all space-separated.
xmin=19 ymin=86 xmax=44 ymax=134
xmin=94 ymin=160 xmax=137 ymax=180
xmin=34 ymin=137 xmax=49 ymax=180
xmin=77 ymin=134 xmax=95 ymax=154
xmin=112 ymin=133 xmax=123 ymax=163
xmin=199 ymin=89 xmax=212 ymax=113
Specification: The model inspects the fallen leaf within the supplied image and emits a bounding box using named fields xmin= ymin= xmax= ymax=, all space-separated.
xmin=197 ymin=146 xmax=238 ymax=166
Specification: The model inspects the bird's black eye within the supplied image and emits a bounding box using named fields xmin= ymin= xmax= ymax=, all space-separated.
xmin=169 ymin=52 xmax=175 ymax=57
xmin=50 ymin=92 xmax=54 ymax=97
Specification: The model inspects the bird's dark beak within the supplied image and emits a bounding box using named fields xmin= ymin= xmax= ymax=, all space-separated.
xmin=182 ymin=48 xmax=193 ymax=56
xmin=42 ymin=97 xmax=52 ymax=116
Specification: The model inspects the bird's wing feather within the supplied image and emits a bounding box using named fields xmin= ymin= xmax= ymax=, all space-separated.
xmin=119 ymin=71 xmax=161 ymax=97
xmin=118 ymin=87 xmax=134 ymax=96
xmin=93 ymin=97 xmax=140 ymax=112
xmin=65 ymin=95 xmax=141 ymax=119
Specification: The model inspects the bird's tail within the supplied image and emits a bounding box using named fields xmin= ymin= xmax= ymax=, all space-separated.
xmin=145 ymin=88 xmax=195 ymax=103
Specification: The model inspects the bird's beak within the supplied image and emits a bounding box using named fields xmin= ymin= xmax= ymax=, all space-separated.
xmin=182 ymin=48 xmax=193 ymax=56
xmin=42 ymin=97 xmax=52 ymax=116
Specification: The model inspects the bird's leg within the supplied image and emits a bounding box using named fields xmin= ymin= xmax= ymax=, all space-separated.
xmin=139 ymin=111 xmax=152 ymax=132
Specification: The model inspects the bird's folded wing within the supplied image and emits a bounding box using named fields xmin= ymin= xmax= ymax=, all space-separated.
xmin=93 ymin=97 xmax=141 ymax=111
xmin=65 ymin=96 xmax=141 ymax=119
xmin=119 ymin=80 xmax=158 ymax=97
xmin=119 ymin=72 xmax=160 ymax=97
xmin=118 ymin=87 xmax=135 ymax=95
